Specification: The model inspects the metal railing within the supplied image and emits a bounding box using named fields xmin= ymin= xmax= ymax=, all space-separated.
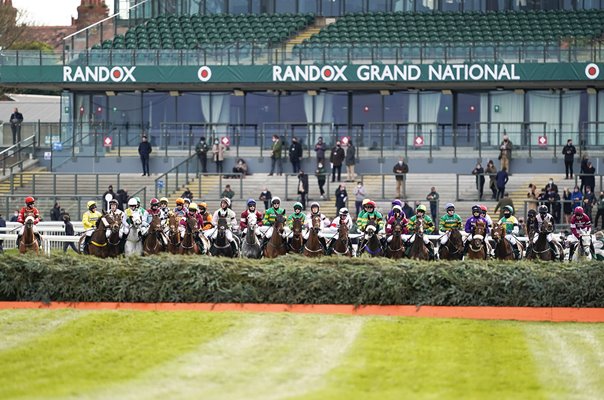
xmin=0 ymin=135 xmax=37 ymax=176
xmin=7 ymin=173 xmax=122 ymax=196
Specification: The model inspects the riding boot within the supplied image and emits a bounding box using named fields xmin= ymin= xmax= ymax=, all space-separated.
xmin=195 ymin=237 xmax=204 ymax=253
xmin=427 ymin=242 xmax=435 ymax=260
xmin=83 ymin=236 xmax=91 ymax=254
xmin=549 ymin=242 xmax=559 ymax=259
xmin=568 ymin=244 xmax=575 ymax=260
xmin=35 ymin=233 xmax=42 ymax=247
xmin=16 ymin=234 xmax=21 ymax=247
xmin=230 ymin=241 xmax=238 ymax=255
xmin=513 ymin=244 xmax=520 ymax=260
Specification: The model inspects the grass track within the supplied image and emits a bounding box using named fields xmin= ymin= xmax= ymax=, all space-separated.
xmin=0 ymin=310 xmax=602 ymax=400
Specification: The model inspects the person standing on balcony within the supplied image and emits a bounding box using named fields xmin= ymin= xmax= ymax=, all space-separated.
xmin=269 ymin=134 xmax=283 ymax=176
xmin=195 ymin=136 xmax=210 ymax=173
xmin=10 ymin=107 xmax=23 ymax=144
xmin=314 ymin=137 xmax=326 ymax=165
xmin=345 ymin=139 xmax=356 ymax=182
xmin=298 ymin=170 xmax=309 ymax=210
xmin=393 ymin=157 xmax=409 ymax=199
xmin=486 ymin=160 xmax=498 ymax=200
xmin=138 ymin=135 xmax=152 ymax=176
xmin=212 ymin=138 xmax=226 ymax=173
xmin=562 ymin=139 xmax=576 ymax=179
xmin=495 ymin=167 xmax=509 ymax=201
xmin=289 ymin=136 xmax=303 ymax=174
xmin=330 ymin=140 xmax=345 ymax=183
xmin=315 ymin=162 xmax=326 ymax=200
xmin=472 ymin=162 xmax=485 ymax=201
xmin=499 ymin=134 xmax=512 ymax=173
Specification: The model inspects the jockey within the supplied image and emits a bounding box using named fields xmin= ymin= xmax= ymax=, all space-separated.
xmin=173 ymin=198 xmax=187 ymax=217
xmin=304 ymin=202 xmax=330 ymax=247
xmin=567 ymin=206 xmax=593 ymax=259
xmin=16 ymin=196 xmax=42 ymax=246
xmin=287 ymin=202 xmax=307 ymax=231
xmin=438 ymin=203 xmax=463 ymax=246
xmin=106 ymin=198 xmax=124 ymax=239
xmin=183 ymin=198 xmax=192 ymax=210
xmin=158 ymin=197 xmax=171 ymax=220
xmin=464 ymin=204 xmax=491 ymax=257
xmin=82 ymin=200 xmax=102 ymax=254
xmin=121 ymin=198 xmax=145 ymax=240
xmin=240 ymin=199 xmax=263 ymax=236
xmin=387 ymin=199 xmax=404 ymax=219
xmin=525 ymin=209 xmax=539 ymax=237
xmin=179 ymin=202 xmax=205 ymax=250
xmin=594 ymin=231 xmax=604 ymax=260
xmin=134 ymin=197 xmax=149 ymax=222
xmin=261 ymin=197 xmax=287 ymax=239
xmin=197 ymin=202 xmax=214 ymax=231
xmin=145 ymin=198 xmax=168 ymax=246
xmin=209 ymin=198 xmax=239 ymax=253
xmin=327 ymin=208 xmax=354 ymax=254
xmin=356 ymin=200 xmax=384 ymax=233
xmin=479 ymin=205 xmax=493 ymax=228
xmin=385 ymin=205 xmax=409 ymax=242
xmin=534 ymin=204 xmax=560 ymax=259
xmin=407 ymin=205 xmax=435 ymax=252
xmin=498 ymin=205 xmax=521 ymax=258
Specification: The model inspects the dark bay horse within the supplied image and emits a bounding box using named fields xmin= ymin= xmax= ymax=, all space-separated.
xmin=179 ymin=216 xmax=201 ymax=255
xmin=144 ymin=214 xmax=166 ymax=255
xmin=359 ymin=220 xmax=383 ymax=257
xmin=525 ymin=219 xmax=560 ymax=261
xmin=241 ymin=214 xmax=262 ymax=259
xmin=408 ymin=217 xmax=430 ymax=260
xmin=332 ymin=222 xmax=352 ymax=257
xmin=466 ymin=220 xmax=488 ymax=260
xmin=304 ymin=215 xmax=324 ymax=257
xmin=264 ymin=214 xmax=287 ymax=258
xmin=18 ymin=216 xmax=40 ymax=255
xmin=167 ymin=213 xmax=181 ymax=254
xmin=385 ymin=219 xmax=405 ymax=259
xmin=210 ymin=217 xmax=236 ymax=257
xmin=106 ymin=213 xmax=122 ymax=257
xmin=80 ymin=214 xmax=114 ymax=258
xmin=289 ymin=217 xmax=304 ymax=254
xmin=438 ymin=228 xmax=464 ymax=260
xmin=491 ymin=222 xmax=515 ymax=260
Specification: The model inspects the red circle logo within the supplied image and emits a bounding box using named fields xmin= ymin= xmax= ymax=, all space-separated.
xmin=585 ymin=63 xmax=600 ymax=80
xmin=198 ymin=66 xmax=212 ymax=82
xmin=112 ymin=69 xmax=121 ymax=79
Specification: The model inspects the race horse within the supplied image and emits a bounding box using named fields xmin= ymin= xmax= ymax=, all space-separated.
xmin=18 ymin=216 xmax=40 ymax=255
xmin=166 ymin=213 xmax=181 ymax=254
xmin=263 ymin=214 xmax=287 ymax=258
xmin=438 ymin=228 xmax=464 ymax=261
xmin=288 ymin=217 xmax=304 ymax=254
xmin=331 ymin=222 xmax=352 ymax=257
xmin=571 ymin=229 xmax=593 ymax=262
xmin=180 ymin=215 xmax=203 ymax=255
xmin=106 ymin=214 xmax=122 ymax=257
xmin=465 ymin=220 xmax=488 ymax=260
xmin=407 ymin=216 xmax=430 ymax=260
xmin=143 ymin=214 xmax=166 ymax=255
xmin=241 ymin=214 xmax=262 ymax=259
xmin=124 ymin=213 xmax=144 ymax=256
xmin=304 ymin=214 xmax=324 ymax=257
xmin=79 ymin=214 xmax=114 ymax=258
xmin=359 ymin=220 xmax=383 ymax=257
xmin=385 ymin=218 xmax=405 ymax=259
xmin=210 ymin=217 xmax=237 ymax=257
xmin=525 ymin=219 xmax=561 ymax=261
xmin=491 ymin=222 xmax=523 ymax=260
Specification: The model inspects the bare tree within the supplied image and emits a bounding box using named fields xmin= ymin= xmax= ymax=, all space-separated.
xmin=0 ymin=3 xmax=27 ymax=49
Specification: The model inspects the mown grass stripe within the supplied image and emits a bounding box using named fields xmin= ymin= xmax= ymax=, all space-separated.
xmin=0 ymin=310 xmax=240 ymax=399
xmin=0 ymin=309 xmax=85 ymax=351
xmin=295 ymin=318 xmax=546 ymax=400
xmin=75 ymin=313 xmax=364 ymax=400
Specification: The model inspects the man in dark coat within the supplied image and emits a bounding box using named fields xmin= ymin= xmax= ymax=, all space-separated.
xmin=562 ymin=139 xmax=576 ymax=179
xmin=330 ymin=140 xmax=345 ymax=182
xmin=10 ymin=107 xmax=23 ymax=144
xmin=297 ymin=171 xmax=309 ymax=210
xmin=138 ymin=135 xmax=152 ymax=176
xmin=314 ymin=137 xmax=326 ymax=164
xmin=195 ymin=136 xmax=210 ymax=173
xmin=289 ymin=137 xmax=303 ymax=173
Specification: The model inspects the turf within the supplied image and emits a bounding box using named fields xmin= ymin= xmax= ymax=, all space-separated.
xmin=0 ymin=310 xmax=602 ymax=400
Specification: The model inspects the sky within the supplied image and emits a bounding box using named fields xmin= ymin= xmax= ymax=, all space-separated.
xmin=13 ymin=0 xmax=115 ymax=26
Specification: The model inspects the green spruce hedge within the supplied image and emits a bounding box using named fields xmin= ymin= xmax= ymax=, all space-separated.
xmin=0 ymin=254 xmax=602 ymax=307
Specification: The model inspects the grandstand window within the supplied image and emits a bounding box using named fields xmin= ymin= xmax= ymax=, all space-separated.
xmin=441 ymin=0 xmax=461 ymax=11
xmin=463 ymin=0 xmax=485 ymax=10
xmin=393 ymin=0 xmax=414 ymax=11
xmin=142 ymin=93 xmax=174 ymax=131
xmin=275 ymin=0 xmax=297 ymax=13
xmin=229 ymin=0 xmax=249 ymax=14
xmin=204 ymin=0 xmax=226 ymax=14
xmin=299 ymin=0 xmax=319 ymax=13
xmin=280 ymin=92 xmax=307 ymax=125
xmin=244 ymin=92 xmax=279 ymax=129
xmin=344 ymin=0 xmax=364 ymax=13
xmin=368 ymin=0 xmax=389 ymax=11
xmin=321 ymin=0 xmax=343 ymax=16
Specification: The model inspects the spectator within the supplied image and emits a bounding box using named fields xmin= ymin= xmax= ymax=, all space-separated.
xmin=547 ymin=188 xmax=561 ymax=224
xmin=570 ymin=186 xmax=583 ymax=211
xmin=562 ymin=138 xmax=577 ymax=179
xmin=495 ymin=167 xmax=509 ymax=201
xmin=563 ymin=188 xmax=573 ymax=224
xmin=486 ymin=160 xmax=498 ymax=200
xmin=595 ymin=191 xmax=604 ymax=230
xmin=9 ymin=107 xmax=23 ymax=144
xmin=268 ymin=134 xmax=283 ymax=176
xmin=297 ymin=170 xmax=309 ymax=210
xmin=392 ymin=157 xmax=409 ymax=199
xmin=472 ymin=162 xmax=485 ymax=201
xmin=59 ymin=208 xmax=67 ymax=220
xmin=138 ymin=135 xmax=152 ymax=176
xmin=583 ymin=186 xmax=596 ymax=221
xmin=330 ymin=140 xmax=345 ymax=182
xmin=402 ymin=201 xmax=414 ymax=219
xmin=315 ymin=162 xmax=326 ymax=200
xmin=289 ymin=137 xmax=303 ymax=173
xmin=0 ymin=213 xmax=5 ymax=253
xmin=426 ymin=186 xmax=439 ymax=221
xmin=9 ymin=210 xmax=19 ymax=222
xmin=314 ymin=136 xmax=326 ymax=164
xmin=102 ymin=185 xmax=116 ymax=211
xmin=494 ymin=192 xmax=514 ymax=219
xmin=499 ymin=134 xmax=512 ymax=172
xmin=232 ymin=158 xmax=248 ymax=178
xmin=345 ymin=139 xmax=356 ymax=182
xmin=62 ymin=214 xmax=78 ymax=253
xmin=580 ymin=154 xmax=589 ymax=185
xmin=354 ymin=181 xmax=366 ymax=217
xmin=212 ymin=138 xmax=226 ymax=173
xmin=527 ymin=183 xmax=538 ymax=212
xmin=259 ymin=187 xmax=272 ymax=211
xmin=581 ymin=160 xmax=596 ymax=194
xmin=195 ymin=136 xmax=210 ymax=173
xmin=335 ymin=184 xmax=348 ymax=215
xmin=50 ymin=202 xmax=62 ymax=221
xmin=116 ymin=188 xmax=128 ymax=211
xmin=181 ymin=187 xmax=193 ymax=200
xmin=544 ymin=178 xmax=558 ymax=194
xmin=221 ymin=184 xmax=235 ymax=200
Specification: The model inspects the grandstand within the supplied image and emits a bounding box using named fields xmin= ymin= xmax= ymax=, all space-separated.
xmin=0 ymin=0 xmax=603 ymax=223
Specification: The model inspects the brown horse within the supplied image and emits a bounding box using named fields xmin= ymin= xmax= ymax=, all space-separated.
xmin=408 ymin=217 xmax=430 ymax=260
xmin=465 ymin=220 xmax=488 ymax=260
xmin=18 ymin=216 xmax=40 ymax=255
xmin=526 ymin=220 xmax=562 ymax=261
xmin=79 ymin=214 xmax=114 ymax=258
xmin=264 ymin=214 xmax=287 ymax=258
xmin=179 ymin=216 xmax=201 ymax=255
xmin=491 ymin=222 xmax=515 ymax=260
xmin=289 ymin=217 xmax=304 ymax=254
xmin=167 ymin=213 xmax=181 ymax=254
xmin=304 ymin=215 xmax=324 ymax=257
xmin=209 ymin=217 xmax=237 ymax=257
xmin=385 ymin=219 xmax=405 ymax=259
xmin=331 ymin=222 xmax=352 ymax=257
xmin=144 ymin=214 xmax=166 ymax=255
xmin=106 ymin=213 xmax=122 ymax=257
xmin=438 ymin=228 xmax=464 ymax=260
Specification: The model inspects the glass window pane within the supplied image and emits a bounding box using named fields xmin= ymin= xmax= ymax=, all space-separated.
xmin=205 ymin=0 xmax=226 ymax=14
xmin=464 ymin=0 xmax=485 ymax=11
xmin=229 ymin=0 xmax=249 ymax=14
xmin=321 ymin=0 xmax=342 ymax=16
xmin=368 ymin=0 xmax=388 ymax=12
xmin=299 ymin=0 xmax=319 ymax=13
xmin=276 ymin=0 xmax=296 ymax=13
xmin=441 ymin=0 xmax=461 ymax=11
xmin=345 ymin=0 xmax=364 ymax=13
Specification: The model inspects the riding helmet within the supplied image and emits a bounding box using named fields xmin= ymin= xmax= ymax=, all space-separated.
xmin=247 ymin=198 xmax=256 ymax=207
xmin=25 ymin=196 xmax=35 ymax=204
xmin=293 ymin=202 xmax=303 ymax=210
xmin=574 ymin=206 xmax=584 ymax=215
xmin=504 ymin=205 xmax=514 ymax=214
xmin=538 ymin=205 xmax=548 ymax=214
xmin=445 ymin=202 xmax=455 ymax=210
xmin=87 ymin=200 xmax=97 ymax=209
xmin=416 ymin=204 xmax=427 ymax=212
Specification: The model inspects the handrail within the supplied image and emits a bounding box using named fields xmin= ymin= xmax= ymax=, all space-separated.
xmin=7 ymin=172 xmax=122 ymax=196
xmin=0 ymin=135 xmax=37 ymax=176
xmin=154 ymin=153 xmax=198 ymax=199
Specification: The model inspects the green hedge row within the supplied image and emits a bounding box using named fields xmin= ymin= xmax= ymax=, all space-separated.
xmin=0 ymin=254 xmax=602 ymax=307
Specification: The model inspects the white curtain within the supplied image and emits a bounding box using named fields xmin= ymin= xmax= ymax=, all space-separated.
xmin=406 ymin=92 xmax=440 ymax=146
xmin=304 ymin=93 xmax=333 ymax=144
xmin=561 ymin=91 xmax=581 ymax=145
xmin=528 ymin=91 xmax=560 ymax=146
xmin=201 ymin=93 xmax=231 ymax=135
xmin=490 ymin=91 xmax=524 ymax=145
xmin=75 ymin=94 xmax=90 ymax=145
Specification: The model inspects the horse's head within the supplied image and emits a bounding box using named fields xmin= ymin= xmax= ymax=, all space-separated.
xmin=474 ymin=220 xmax=486 ymax=236
xmin=275 ymin=214 xmax=286 ymax=233
xmin=392 ymin=219 xmax=404 ymax=235
xmin=491 ymin=223 xmax=503 ymax=240
xmin=365 ymin=220 xmax=377 ymax=237
xmin=541 ymin=219 xmax=553 ymax=234
xmin=130 ymin=213 xmax=142 ymax=228
xmin=186 ymin=215 xmax=198 ymax=232
xmin=414 ymin=216 xmax=424 ymax=236
xmin=580 ymin=230 xmax=593 ymax=248
xmin=217 ymin=217 xmax=228 ymax=233
xmin=247 ymin=213 xmax=257 ymax=229
xmin=24 ymin=215 xmax=35 ymax=227
xmin=338 ymin=221 xmax=349 ymax=238
xmin=311 ymin=215 xmax=322 ymax=232
xmin=292 ymin=217 xmax=303 ymax=235
xmin=149 ymin=214 xmax=162 ymax=232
